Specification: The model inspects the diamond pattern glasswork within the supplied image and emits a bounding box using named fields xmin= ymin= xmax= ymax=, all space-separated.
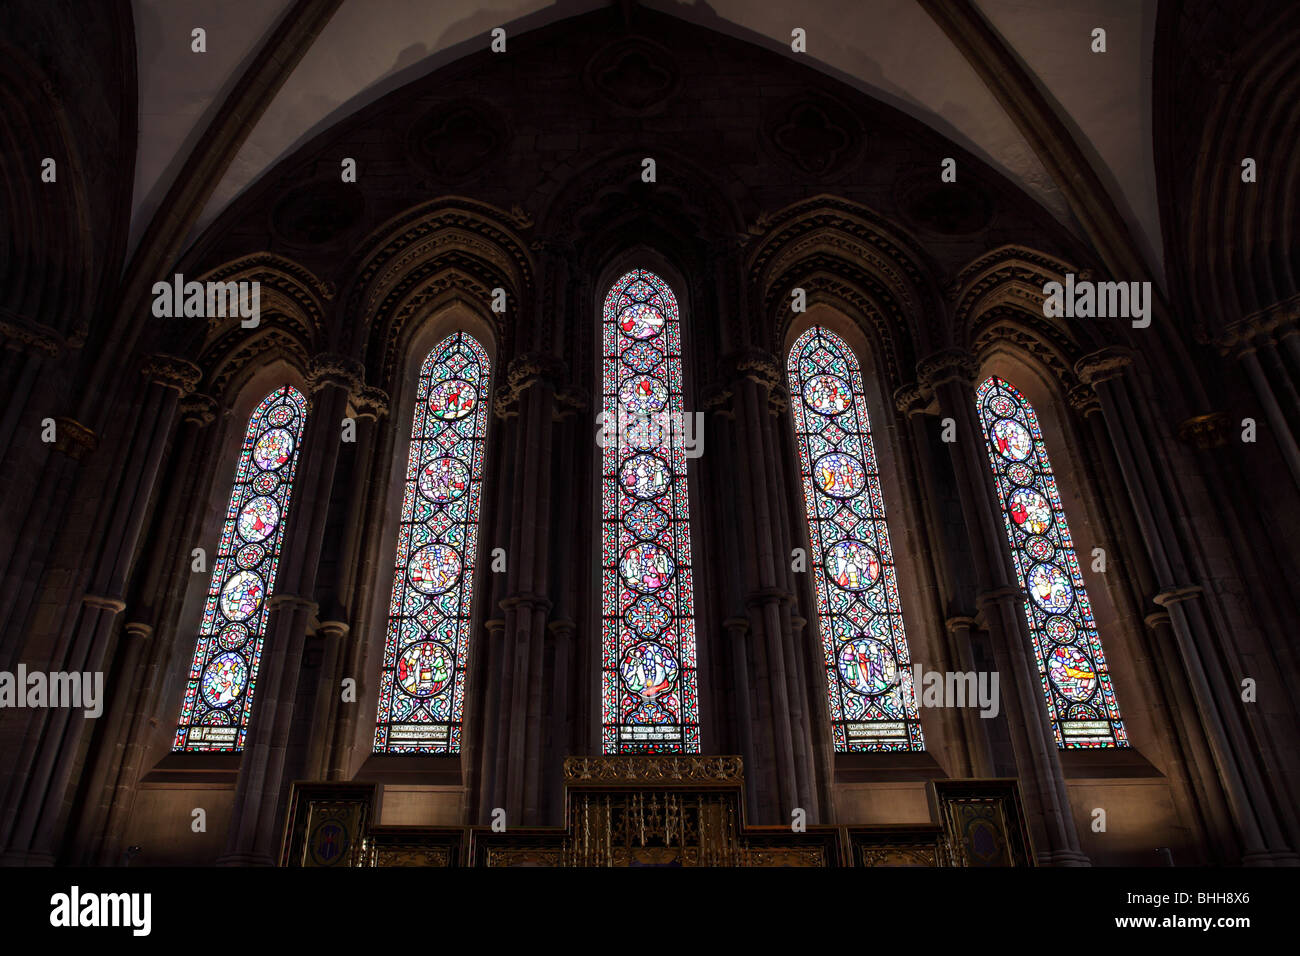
xmin=787 ymin=328 xmax=924 ymax=752
xmin=976 ymin=376 xmax=1128 ymax=748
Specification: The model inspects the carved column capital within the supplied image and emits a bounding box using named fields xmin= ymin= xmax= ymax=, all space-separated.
xmin=53 ymin=417 xmax=98 ymax=460
xmin=1066 ymin=383 xmax=1101 ymax=417
xmin=141 ymin=354 xmax=202 ymax=396
xmin=894 ymin=382 xmax=929 ymax=417
xmin=700 ymin=383 xmax=735 ymax=419
xmin=1143 ymin=610 xmax=1172 ymax=630
xmin=0 ymin=312 xmax=63 ymax=356
xmin=500 ymin=592 xmax=554 ymax=614
xmin=123 ymin=621 xmax=155 ymax=642
xmin=722 ymin=347 xmax=783 ymax=391
xmin=267 ymin=594 xmax=319 ymax=615
xmin=1073 ymin=347 xmax=1134 ymax=385
xmin=944 ymin=615 xmax=980 ymax=633
xmin=493 ymin=351 xmax=568 ymax=419
xmin=82 ymin=594 xmax=127 ymax=613
xmin=916 ymin=349 xmax=978 ymax=391
xmin=306 ymin=353 xmax=364 ymax=395
xmin=352 ymin=384 xmax=390 ymax=421
xmin=1176 ymin=412 xmax=1231 ymax=450
xmin=181 ymin=393 xmax=219 ymax=427
xmin=552 ymin=385 xmax=589 ymax=421
xmin=1153 ymin=585 xmax=1204 ymax=608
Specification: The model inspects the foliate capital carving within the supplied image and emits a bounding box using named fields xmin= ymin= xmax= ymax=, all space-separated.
xmin=0 ymin=312 xmax=63 ymax=356
xmin=552 ymin=384 xmax=589 ymax=421
xmin=306 ymin=353 xmax=364 ymax=394
xmin=767 ymin=385 xmax=789 ymax=417
xmin=141 ymin=354 xmax=202 ymax=396
xmin=916 ymin=349 xmax=978 ymax=391
xmin=1066 ymin=383 xmax=1100 ymax=416
xmin=1177 ymin=412 xmax=1231 ymax=450
xmin=353 ymin=384 xmax=390 ymax=420
xmin=722 ymin=347 xmax=783 ymax=391
xmin=1074 ymin=347 xmax=1133 ymax=386
xmin=53 ymin=417 xmax=97 ymax=460
xmin=1215 ymin=293 xmax=1300 ymax=355
xmin=893 ymin=382 xmax=928 ymax=417
xmin=494 ymin=351 xmax=570 ymax=419
xmin=181 ymin=393 xmax=219 ymax=427
xmin=700 ymin=383 xmax=735 ymax=419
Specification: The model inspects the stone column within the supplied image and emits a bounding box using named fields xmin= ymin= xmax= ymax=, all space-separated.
xmin=1076 ymin=347 xmax=1296 ymax=863
xmin=1217 ymin=307 xmax=1300 ymax=491
xmin=715 ymin=348 xmax=819 ymax=822
xmin=218 ymin=353 xmax=358 ymax=865
xmin=0 ymin=354 xmax=198 ymax=864
xmin=325 ymin=385 xmax=388 ymax=781
xmin=480 ymin=353 xmax=560 ymax=826
xmin=918 ymin=348 xmax=1089 ymax=866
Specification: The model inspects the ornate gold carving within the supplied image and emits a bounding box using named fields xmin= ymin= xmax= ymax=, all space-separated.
xmin=1074 ymin=347 xmax=1134 ymax=386
xmin=563 ymin=754 xmax=745 ymax=784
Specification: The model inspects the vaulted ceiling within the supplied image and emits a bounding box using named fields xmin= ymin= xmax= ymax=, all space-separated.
xmin=130 ymin=0 xmax=1162 ymax=278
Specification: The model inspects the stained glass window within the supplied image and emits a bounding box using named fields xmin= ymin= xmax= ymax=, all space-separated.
xmin=601 ymin=269 xmax=700 ymax=753
xmin=787 ymin=328 xmax=924 ymax=752
xmin=373 ymin=332 xmax=491 ymax=753
xmin=976 ymin=376 xmax=1128 ymax=748
xmin=174 ymin=385 xmax=307 ymax=751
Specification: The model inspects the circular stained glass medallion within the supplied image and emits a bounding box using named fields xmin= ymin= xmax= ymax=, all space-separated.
xmin=215 ymin=623 xmax=249 ymax=651
xmin=253 ymin=428 xmax=295 ymax=471
xmin=821 ymin=538 xmax=883 ymax=590
xmin=620 ymin=642 xmax=679 ymax=699
xmin=1006 ymin=463 xmax=1034 ymax=485
xmin=619 ymin=542 xmax=674 ymax=593
xmin=626 ymin=596 xmax=671 ymax=637
xmin=235 ymin=543 xmax=265 ymax=569
xmin=200 ymin=652 xmax=249 ymax=708
xmin=824 ymin=540 xmax=881 ymax=591
xmin=620 ymin=340 xmax=661 ymax=373
xmin=802 ymin=374 xmax=852 ymax=416
xmin=1047 ymin=646 xmax=1097 ymax=702
xmin=985 ymin=394 xmax=1015 ymax=418
xmin=252 ymin=472 xmax=279 ymax=494
xmin=428 ymin=379 xmax=476 ymax=421
xmin=267 ymin=404 xmax=295 ymax=427
xmin=837 ymin=637 xmax=898 ymax=696
xmin=418 ymin=457 xmax=470 ymax=503
xmin=813 ymin=453 xmax=866 ymax=499
xmin=617 ymin=303 xmax=664 ymax=340
xmin=619 ymin=453 xmax=671 ymax=499
xmin=618 ymin=376 xmax=668 ymax=415
xmin=407 ymin=545 xmax=461 ymax=595
xmin=1007 ymin=487 xmax=1052 ymax=534
xmin=1027 ymin=563 xmax=1073 ymax=612
xmin=990 ymin=418 xmax=1032 ymax=461
xmin=1044 ymin=616 xmax=1077 ymax=644
xmin=237 ymin=496 xmax=279 ymax=543
xmin=1025 ymin=536 xmax=1054 ymax=561
xmin=397 ymin=641 xmax=454 ymax=698
xmin=220 ymin=570 xmax=264 ymax=621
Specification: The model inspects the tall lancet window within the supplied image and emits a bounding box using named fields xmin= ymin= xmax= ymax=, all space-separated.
xmin=374 ymin=332 xmax=491 ymax=754
xmin=787 ymin=328 xmax=924 ymax=752
xmin=601 ymin=269 xmax=700 ymax=753
xmin=174 ymin=385 xmax=308 ymax=751
xmin=976 ymin=376 xmax=1128 ymax=748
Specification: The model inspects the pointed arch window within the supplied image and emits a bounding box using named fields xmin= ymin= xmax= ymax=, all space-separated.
xmin=374 ymin=332 xmax=492 ymax=753
xmin=787 ymin=327 xmax=924 ymax=751
xmin=601 ymin=269 xmax=700 ymax=753
xmin=174 ymin=385 xmax=308 ymax=751
xmin=975 ymin=376 xmax=1128 ymax=748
